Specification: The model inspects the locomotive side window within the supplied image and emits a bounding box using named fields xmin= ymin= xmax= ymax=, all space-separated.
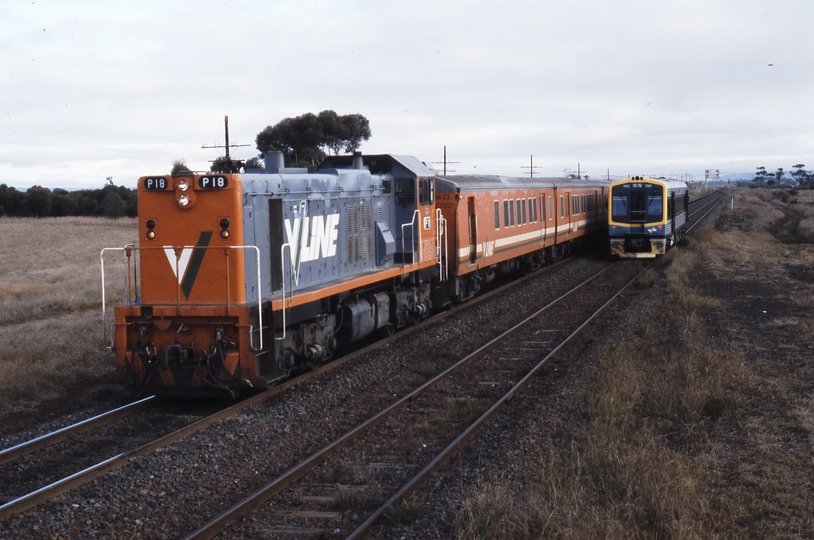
xmin=494 ymin=200 xmax=500 ymax=230
xmin=418 ymin=178 xmax=435 ymax=205
xmin=395 ymin=178 xmax=415 ymax=205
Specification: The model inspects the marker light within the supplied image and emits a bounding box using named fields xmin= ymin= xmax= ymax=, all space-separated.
xmin=178 ymin=194 xmax=190 ymax=206
xmin=145 ymin=219 xmax=156 ymax=240
xmin=219 ymin=218 xmax=230 ymax=239
xmin=178 ymin=180 xmax=190 ymax=192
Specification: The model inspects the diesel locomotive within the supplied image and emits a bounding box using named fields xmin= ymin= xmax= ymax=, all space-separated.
xmin=607 ymin=176 xmax=688 ymax=258
xmin=104 ymin=152 xmax=608 ymax=397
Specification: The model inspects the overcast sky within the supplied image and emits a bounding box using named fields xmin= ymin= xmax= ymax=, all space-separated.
xmin=2 ymin=0 xmax=812 ymax=189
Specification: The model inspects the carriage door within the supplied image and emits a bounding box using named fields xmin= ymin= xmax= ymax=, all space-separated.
xmin=467 ymin=197 xmax=477 ymax=264
xmin=669 ymin=191 xmax=676 ymax=238
xmin=630 ymin=189 xmax=646 ymax=232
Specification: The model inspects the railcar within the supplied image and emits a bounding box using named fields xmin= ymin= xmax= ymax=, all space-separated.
xmin=107 ymin=153 xmax=441 ymax=397
xmin=434 ymin=175 xmax=608 ymax=302
xmin=607 ymin=176 xmax=688 ymax=258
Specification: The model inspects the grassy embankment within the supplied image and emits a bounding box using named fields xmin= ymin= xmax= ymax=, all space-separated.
xmin=0 ymin=217 xmax=137 ymax=404
xmin=454 ymin=187 xmax=814 ymax=538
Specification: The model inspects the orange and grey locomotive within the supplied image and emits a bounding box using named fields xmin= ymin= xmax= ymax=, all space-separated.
xmin=108 ymin=153 xmax=440 ymax=397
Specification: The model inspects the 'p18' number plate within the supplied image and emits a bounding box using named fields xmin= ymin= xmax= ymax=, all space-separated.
xmin=198 ymin=176 xmax=229 ymax=189
xmin=144 ymin=177 xmax=169 ymax=190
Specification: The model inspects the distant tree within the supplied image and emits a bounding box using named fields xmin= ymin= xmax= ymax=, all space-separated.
xmin=171 ymin=159 xmax=192 ymax=175
xmin=210 ymin=156 xmax=244 ymax=173
xmin=792 ymin=164 xmax=809 ymax=186
xmin=245 ymin=157 xmax=264 ymax=170
xmin=338 ymin=113 xmax=371 ymax=154
xmin=21 ymin=186 xmax=52 ymax=217
xmin=0 ymin=184 xmax=24 ymax=215
xmin=754 ymin=166 xmax=767 ymax=186
xmin=256 ymin=111 xmax=371 ymax=168
xmin=102 ymin=190 xmax=127 ymax=218
xmin=775 ymin=167 xmax=785 ymax=184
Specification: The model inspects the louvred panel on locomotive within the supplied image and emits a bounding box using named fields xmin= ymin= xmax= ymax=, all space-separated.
xmin=137 ymin=174 xmax=246 ymax=305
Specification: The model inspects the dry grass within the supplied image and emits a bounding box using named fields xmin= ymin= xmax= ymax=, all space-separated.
xmin=453 ymin=188 xmax=814 ymax=539
xmin=0 ymin=217 xmax=137 ymax=403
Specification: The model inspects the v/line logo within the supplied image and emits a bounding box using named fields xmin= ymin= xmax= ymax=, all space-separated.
xmin=284 ymin=214 xmax=340 ymax=262
xmin=164 ymin=231 xmax=212 ymax=299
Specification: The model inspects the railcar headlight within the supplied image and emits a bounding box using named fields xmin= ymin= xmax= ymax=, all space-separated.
xmin=178 ymin=180 xmax=190 ymax=192
xmin=178 ymin=194 xmax=190 ymax=206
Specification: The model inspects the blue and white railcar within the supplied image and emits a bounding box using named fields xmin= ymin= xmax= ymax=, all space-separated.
xmin=608 ymin=177 xmax=688 ymax=258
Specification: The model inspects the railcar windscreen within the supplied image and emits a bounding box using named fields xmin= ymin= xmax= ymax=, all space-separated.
xmin=646 ymin=195 xmax=663 ymax=221
xmin=612 ymin=195 xmax=628 ymax=219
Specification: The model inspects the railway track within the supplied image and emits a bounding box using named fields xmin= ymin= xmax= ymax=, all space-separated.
xmin=687 ymin=189 xmax=726 ymax=231
xmin=182 ymin=259 xmax=649 ymax=539
xmin=0 ymin=396 xmax=238 ymax=519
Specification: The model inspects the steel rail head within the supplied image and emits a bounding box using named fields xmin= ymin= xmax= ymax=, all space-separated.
xmin=0 ymin=396 xmax=155 ymax=466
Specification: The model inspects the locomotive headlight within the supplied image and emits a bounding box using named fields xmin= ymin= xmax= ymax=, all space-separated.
xmin=178 ymin=194 xmax=190 ymax=206
xmin=146 ymin=230 xmax=156 ymax=240
xmin=219 ymin=217 xmax=231 ymax=239
xmin=178 ymin=180 xmax=190 ymax=192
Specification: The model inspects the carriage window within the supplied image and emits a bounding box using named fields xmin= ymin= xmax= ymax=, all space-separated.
xmin=504 ymin=200 xmax=510 ymax=227
xmin=529 ymin=198 xmax=536 ymax=223
xmin=519 ymin=199 xmax=526 ymax=225
xmin=509 ymin=199 xmax=515 ymax=226
xmin=494 ymin=200 xmax=500 ymax=230
xmin=560 ymin=196 xmax=565 ymax=218
xmin=395 ymin=178 xmax=415 ymax=205
xmin=572 ymin=195 xmax=578 ymax=215
xmin=548 ymin=196 xmax=553 ymax=220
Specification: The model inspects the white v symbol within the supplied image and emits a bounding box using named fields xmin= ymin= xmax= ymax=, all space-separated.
xmin=164 ymin=247 xmax=194 ymax=285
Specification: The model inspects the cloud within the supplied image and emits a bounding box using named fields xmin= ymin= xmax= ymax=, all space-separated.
xmin=1 ymin=0 xmax=813 ymax=188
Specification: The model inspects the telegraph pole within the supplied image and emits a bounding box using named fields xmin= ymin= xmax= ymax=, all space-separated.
xmin=432 ymin=145 xmax=458 ymax=175
xmin=202 ymin=116 xmax=250 ymax=160
xmin=521 ymin=155 xmax=540 ymax=178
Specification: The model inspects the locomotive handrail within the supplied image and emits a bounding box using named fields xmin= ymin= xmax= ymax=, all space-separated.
xmin=277 ymin=242 xmax=293 ymax=341
xmin=100 ymin=245 xmax=136 ymax=348
xmin=436 ymin=208 xmax=448 ymax=281
xmin=100 ymin=245 xmax=263 ymax=351
xmin=401 ymin=210 xmax=421 ymax=265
